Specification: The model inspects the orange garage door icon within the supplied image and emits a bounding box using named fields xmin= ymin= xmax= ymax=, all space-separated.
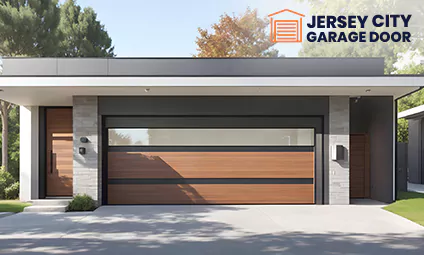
xmin=269 ymin=9 xmax=305 ymax=43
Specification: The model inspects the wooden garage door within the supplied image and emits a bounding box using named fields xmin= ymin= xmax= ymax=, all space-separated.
xmin=107 ymin=128 xmax=315 ymax=205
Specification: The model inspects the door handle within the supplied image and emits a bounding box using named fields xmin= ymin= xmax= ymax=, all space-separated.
xmin=50 ymin=150 xmax=54 ymax=174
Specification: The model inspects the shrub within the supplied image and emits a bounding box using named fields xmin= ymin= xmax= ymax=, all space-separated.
xmin=5 ymin=182 xmax=19 ymax=200
xmin=0 ymin=169 xmax=15 ymax=199
xmin=68 ymin=194 xmax=96 ymax=211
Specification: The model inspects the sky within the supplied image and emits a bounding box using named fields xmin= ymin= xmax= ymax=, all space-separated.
xmin=65 ymin=0 xmax=309 ymax=57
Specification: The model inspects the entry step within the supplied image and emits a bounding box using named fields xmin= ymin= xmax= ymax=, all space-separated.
xmin=30 ymin=199 xmax=71 ymax=206
xmin=23 ymin=205 xmax=68 ymax=213
xmin=23 ymin=199 xmax=71 ymax=212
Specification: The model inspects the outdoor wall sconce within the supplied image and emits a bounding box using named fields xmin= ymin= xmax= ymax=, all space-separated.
xmin=79 ymin=147 xmax=86 ymax=155
xmin=331 ymin=145 xmax=345 ymax=161
xmin=80 ymin=137 xmax=89 ymax=143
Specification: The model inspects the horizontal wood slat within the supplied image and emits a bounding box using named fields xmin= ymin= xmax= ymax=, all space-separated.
xmin=108 ymin=184 xmax=314 ymax=205
xmin=108 ymin=151 xmax=314 ymax=179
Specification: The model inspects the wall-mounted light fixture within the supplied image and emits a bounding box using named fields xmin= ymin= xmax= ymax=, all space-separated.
xmin=354 ymin=96 xmax=361 ymax=103
xmin=80 ymin=137 xmax=89 ymax=143
xmin=331 ymin=145 xmax=345 ymax=161
xmin=79 ymin=147 xmax=86 ymax=155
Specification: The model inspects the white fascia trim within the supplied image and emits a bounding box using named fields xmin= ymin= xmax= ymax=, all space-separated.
xmin=0 ymin=76 xmax=423 ymax=87
xmin=398 ymin=104 xmax=424 ymax=119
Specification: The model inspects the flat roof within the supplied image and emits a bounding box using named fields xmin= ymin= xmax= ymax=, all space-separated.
xmin=0 ymin=57 xmax=385 ymax=77
xmin=0 ymin=57 xmax=423 ymax=106
xmin=399 ymin=104 xmax=424 ymax=119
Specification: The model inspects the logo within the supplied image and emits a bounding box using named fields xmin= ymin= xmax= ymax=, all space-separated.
xmin=269 ymin=10 xmax=413 ymax=43
xmin=268 ymin=9 xmax=305 ymax=43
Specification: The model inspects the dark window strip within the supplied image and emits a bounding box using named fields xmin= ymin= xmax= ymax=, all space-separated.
xmin=104 ymin=116 xmax=323 ymax=132
xmin=108 ymin=146 xmax=314 ymax=152
xmin=108 ymin=178 xmax=314 ymax=185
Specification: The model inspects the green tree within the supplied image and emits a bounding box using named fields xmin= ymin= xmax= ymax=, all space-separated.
xmin=397 ymin=63 xmax=424 ymax=142
xmin=58 ymin=0 xmax=114 ymax=57
xmin=0 ymin=0 xmax=60 ymax=173
xmin=0 ymin=0 xmax=61 ymax=57
xmin=195 ymin=8 xmax=279 ymax=57
xmin=297 ymin=0 xmax=424 ymax=142
xmin=0 ymin=107 xmax=19 ymax=180
xmin=0 ymin=102 xmax=15 ymax=174
xmin=0 ymin=0 xmax=114 ymax=176
xmin=297 ymin=0 xmax=424 ymax=73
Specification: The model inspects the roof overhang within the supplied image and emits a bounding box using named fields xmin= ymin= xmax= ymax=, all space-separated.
xmin=398 ymin=104 xmax=424 ymax=119
xmin=0 ymin=76 xmax=422 ymax=106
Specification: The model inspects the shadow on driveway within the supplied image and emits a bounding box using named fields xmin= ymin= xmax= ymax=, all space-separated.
xmin=0 ymin=205 xmax=423 ymax=255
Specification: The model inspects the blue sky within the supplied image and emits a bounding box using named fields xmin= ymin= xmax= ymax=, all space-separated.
xmin=66 ymin=0 xmax=309 ymax=57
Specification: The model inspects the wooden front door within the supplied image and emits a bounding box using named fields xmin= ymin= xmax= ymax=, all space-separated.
xmin=350 ymin=134 xmax=370 ymax=198
xmin=46 ymin=108 xmax=73 ymax=196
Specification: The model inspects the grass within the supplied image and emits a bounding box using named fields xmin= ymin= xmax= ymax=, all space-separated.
xmin=384 ymin=192 xmax=424 ymax=226
xmin=0 ymin=200 xmax=31 ymax=213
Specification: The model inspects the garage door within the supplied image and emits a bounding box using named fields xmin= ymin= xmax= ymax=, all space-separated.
xmin=107 ymin=128 xmax=315 ymax=204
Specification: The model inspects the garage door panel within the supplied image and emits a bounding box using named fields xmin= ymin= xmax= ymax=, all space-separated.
xmin=108 ymin=151 xmax=314 ymax=179
xmin=108 ymin=184 xmax=314 ymax=204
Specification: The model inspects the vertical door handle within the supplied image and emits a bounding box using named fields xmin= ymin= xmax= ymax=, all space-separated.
xmin=50 ymin=150 xmax=54 ymax=174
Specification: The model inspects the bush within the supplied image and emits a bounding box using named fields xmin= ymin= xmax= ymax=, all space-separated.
xmin=68 ymin=194 xmax=96 ymax=211
xmin=5 ymin=182 xmax=19 ymax=200
xmin=0 ymin=169 xmax=15 ymax=199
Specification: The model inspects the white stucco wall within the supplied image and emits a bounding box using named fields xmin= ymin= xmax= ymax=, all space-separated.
xmin=19 ymin=106 xmax=39 ymax=201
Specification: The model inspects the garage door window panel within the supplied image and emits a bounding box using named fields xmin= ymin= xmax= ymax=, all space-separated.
xmin=108 ymin=128 xmax=315 ymax=146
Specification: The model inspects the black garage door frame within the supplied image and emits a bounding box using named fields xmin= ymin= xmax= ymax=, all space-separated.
xmin=102 ymin=116 xmax=324 ymax=205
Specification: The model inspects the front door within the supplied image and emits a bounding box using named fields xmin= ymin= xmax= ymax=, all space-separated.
xmin=350 ymin=134 xmax=370 ymax=198
xmin=46 ymin=108 xmax=73 ymax=196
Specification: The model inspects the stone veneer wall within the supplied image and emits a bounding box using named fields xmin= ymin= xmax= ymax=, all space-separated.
xmin=73 ymin=96 xmax=100 ymax=203
xmin=329 ymin=96 xmax=350 ymax=204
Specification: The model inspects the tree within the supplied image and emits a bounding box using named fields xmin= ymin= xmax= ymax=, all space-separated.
xmin=397 ymin=63 xmax=424 ymax=142
xmin=195 ymin=8 xmax=279 ymax=57
xmin=0 ymin=102 xmax=13 ymax=173
xmin=0 ymin=0 xmax=61 ymax=57
xmin=0 ymin=0 xmax=114 ymax=174
xmin=108 ymin=130 xmax=132 ymax=146
xmin=0 ymin=0 xmax=61 ymax=172
xmin=2 ymin=107 xmax=19 ymax=180
xmin=297 ymin=0 xmax=424 ymax=73
xmin=297 ymin=0 xmax=424 ymax=142
xmin=58 ymin=0 xmax=114 ymax=57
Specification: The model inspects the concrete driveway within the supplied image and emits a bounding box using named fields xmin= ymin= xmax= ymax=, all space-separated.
xmin=0 ymin=204 xmax=423 ymax=255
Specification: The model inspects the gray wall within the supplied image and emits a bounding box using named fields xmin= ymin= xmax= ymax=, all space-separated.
xmin=99 ymin=96 xmax=329 ymax=116
xmin=397 ymin=142 xmax=408 ymax=191
xmin=350 ymin=97 xmax=394 ymax=203
xmin=408 ymin=119 xmax=423 ymax=184
xmin=2 ymin=58 xmax=384 ymax=76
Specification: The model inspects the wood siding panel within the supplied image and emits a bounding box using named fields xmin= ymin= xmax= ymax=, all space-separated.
xmin=108 ymin=151 xmax=314 ymax=179
xmin=46 ymin=108 xmax=73 ymax=196
xmin=108 ymin=184 xmax=314 ymax=204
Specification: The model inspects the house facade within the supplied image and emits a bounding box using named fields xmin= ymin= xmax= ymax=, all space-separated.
xmin=0 ymin=58 xmax=421 ymax=205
